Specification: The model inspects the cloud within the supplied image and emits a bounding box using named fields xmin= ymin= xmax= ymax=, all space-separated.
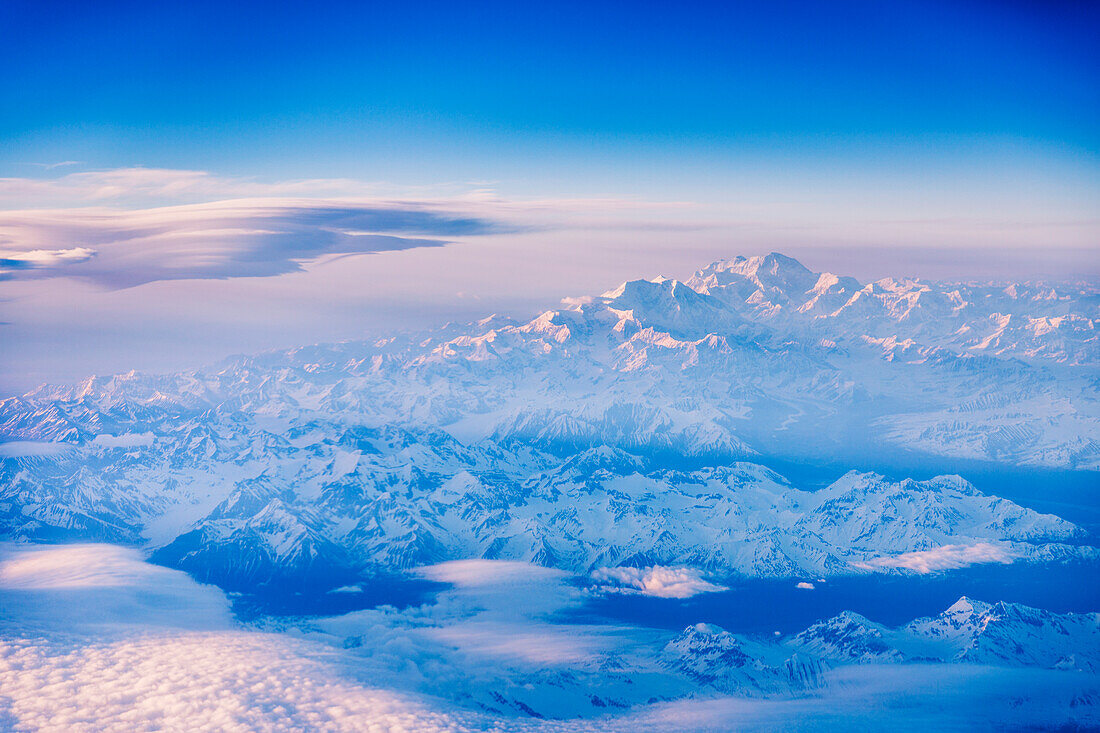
xmin=0 ymin=167 xmax=699 ymax=211
xmin=591 ymin=566 xmax=727 ymax=599
xmin=0 ymin=167 xmax=709 ymax=291
xmin=0 ymin=544 xmax=475 ymax=732
xmin=795 ymin=582 xmax=815 ymax=590
xmin=419 ymin=559 xmax=568 ymax=589
xmin=25 ymin=161 xmax=84 ymax=171
xmin=0 ymin=441 xmax=73 ymax=458
xmin=0 ymin=247 xmax=96 ymax=272
xmin=851 ymin=543 xmax=1017 ymax=574
xmin=0 ymin=199 xmax=515 ymax=287
xmin=0 ymin=168 xmax=377 ymax=205
xmin=0 ymin=632 xmax=478 ymax=733
xmin=419 ymin=621 xmax=609 ymax=666
xmin=2 ymin=545 xmax=1095 ymax=732
xmin=328 ymin=584 xmax=364 ymax=594
xmin=0 ymin=543 xmax=233 ymax=631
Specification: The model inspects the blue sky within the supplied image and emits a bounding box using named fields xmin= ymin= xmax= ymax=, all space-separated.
xmin=0 ymin=0 xmax=1097 ymax=390
xmin=3 ymin=0 xmax=1097 ymax=189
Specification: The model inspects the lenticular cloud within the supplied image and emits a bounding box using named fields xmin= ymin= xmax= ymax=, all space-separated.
xmin=0 ymin=199 xmax=513 ymax=287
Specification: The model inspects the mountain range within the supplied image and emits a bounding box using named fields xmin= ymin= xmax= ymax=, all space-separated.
xmin=1 ymin=253 xmax=1097 ymax=589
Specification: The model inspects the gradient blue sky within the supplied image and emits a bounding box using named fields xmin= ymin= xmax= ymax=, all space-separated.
xmin=0 ymin=0 xmax=1098 ymax=389
xmin=4 ymin=0 xmax=1098 ymax=190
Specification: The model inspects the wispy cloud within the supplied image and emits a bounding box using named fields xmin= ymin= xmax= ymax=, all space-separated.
xmin=21 ymin=160 xmax=85 ymax=171
xmin=851 ymin=543 xmax=1017 ymax=574
xmin=0 ymin=167 xmax=378 ymax=205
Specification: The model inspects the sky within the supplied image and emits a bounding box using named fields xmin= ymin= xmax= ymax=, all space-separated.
xmin=1 ymin=0 xmax=1098 ymax=391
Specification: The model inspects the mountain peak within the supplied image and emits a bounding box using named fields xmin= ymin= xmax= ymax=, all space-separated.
xmin=688 ymin=252 xmax=820 ymax=309
xmin=719 ymin=252 xmax=813 ymax=277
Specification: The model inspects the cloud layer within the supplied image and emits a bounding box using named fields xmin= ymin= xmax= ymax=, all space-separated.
xmin=0 ymin=543 xmax=474 ymax=732
xmin=0 ymin=199 xmax=514 ymax=287
xmin=0 ymin=167 xmax=381 ymax=206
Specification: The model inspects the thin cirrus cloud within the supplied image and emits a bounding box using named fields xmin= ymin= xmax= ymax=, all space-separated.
xmin=0 ymin=166 xmax=380 ymax=205
xmin=0 ymin=199 xmax=518 ymax=288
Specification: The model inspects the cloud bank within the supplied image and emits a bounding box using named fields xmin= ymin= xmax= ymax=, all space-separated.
xmin=0 ymin=543 xmax=474 ymax=732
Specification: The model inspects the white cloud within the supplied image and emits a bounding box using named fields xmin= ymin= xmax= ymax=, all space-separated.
xmin=419 ymin=559 xmax=568 ymax=588
xmin=0 ymin=544 xmax=154 ymax=590
xmin=419 ymin=621 xmax=609 ymax=666
xmin=0 ymin=246 xmax=95 ymax=267
xmin=328 ymin=585 xmax=364 ymax=594
xmin=591 ymin=566 xmax=727 ymax=599
xmin=851 ymin=543 xmax=1017 ymax=574
xmin=796 ymin=582 xmax=815 ymax=590
xmin=0 ymin=631 xmax=477 ymax=733
xmin=0 ymin=246 xmax=97 ymax=279
xmin=0 ymin=544 xmax=477 ymax=732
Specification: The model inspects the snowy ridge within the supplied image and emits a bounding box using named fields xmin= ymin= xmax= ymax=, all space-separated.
xmin=793 ymin=597 xmax=1100 ymax=673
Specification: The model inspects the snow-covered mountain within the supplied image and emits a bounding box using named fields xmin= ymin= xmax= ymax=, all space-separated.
xmin=661 ymin=622 xmax=828 ymax=695
xmin=689 ymin=253 xmax=1098 ymax=366
xmin=793 ymin=597 xmax=1100 ymax=673
xmin=0 ymin=439 xmax=1090 ymax=587
xmin=0 ymin=253 xmax=1097 ymax=589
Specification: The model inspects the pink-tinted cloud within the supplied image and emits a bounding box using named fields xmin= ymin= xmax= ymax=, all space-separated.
xmin=0 ymin=199 xmax=514 ymax=287
xmin=591 ymin=565 xmax=727 ymax=598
